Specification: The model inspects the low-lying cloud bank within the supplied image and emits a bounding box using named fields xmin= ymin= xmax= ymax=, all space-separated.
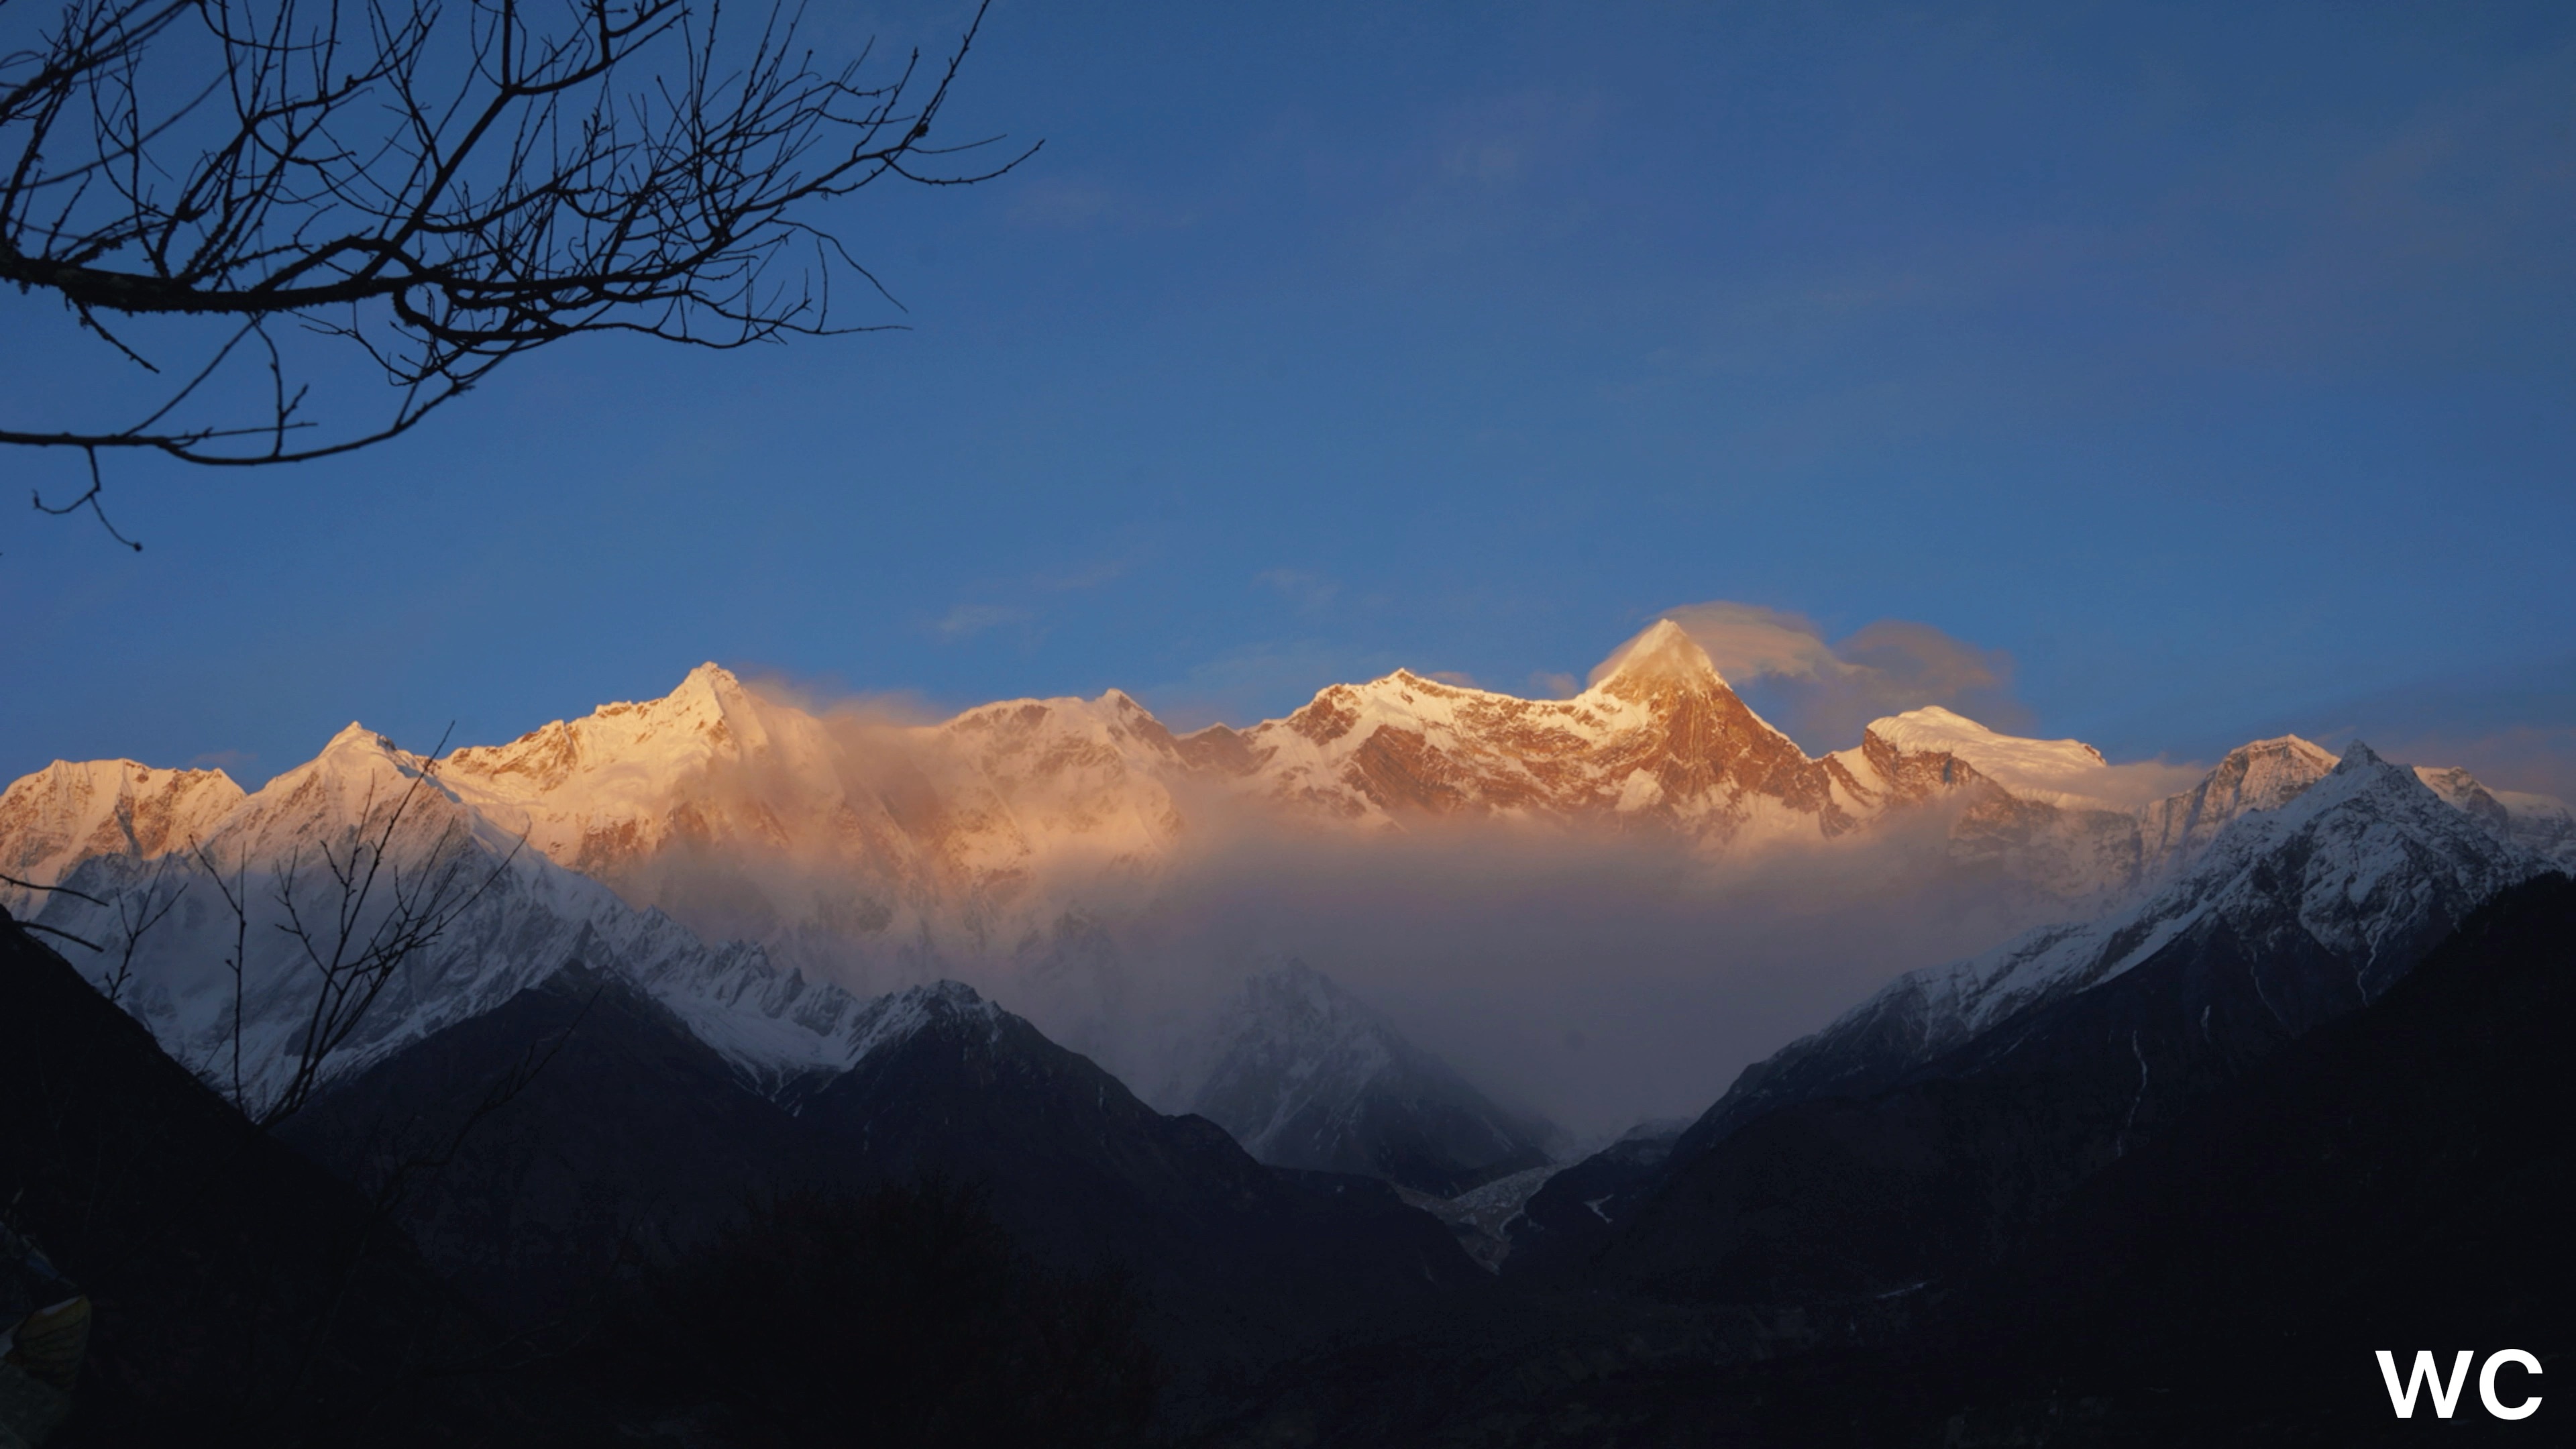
xmin=1109 ymin=800 xmax=2052 ymax=1140
xmin=695 ymin=623 xmax=2571 ymax=1142
xmin=594 ymin=676 xmax=2068 ymax=1140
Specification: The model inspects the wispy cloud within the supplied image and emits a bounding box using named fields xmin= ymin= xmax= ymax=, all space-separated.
xmin=1254 ymin=568 xmax=1339 ymax=613
xmin=1034 ymin=555 xmax=1133 ymax=592
xmin=1607 ymin=601 xmax=2027 ymax=751
xmin=930 ymin=603 xmax=1034 ymax=643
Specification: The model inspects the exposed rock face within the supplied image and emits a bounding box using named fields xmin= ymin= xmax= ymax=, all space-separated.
xmin=1205 ymin=624 xmax=1872 ymax=846
xmin=2137 ymin=735 xmax=2341 ymax=871
xmin=0 ymin=759 xmax=242 ymax=914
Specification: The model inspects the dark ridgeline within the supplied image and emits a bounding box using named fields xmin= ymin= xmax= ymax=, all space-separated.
xmin=1 ymin=907 xmax=1476 ymax=1445
xmin=0 ymin=908 xmax=487 ymax=1446
xmin=1508 ymin=743 xmax=2538 ymax=1293
xmin=1836 ymin=867 xmax=2576 ymax=1445
xmin=276 ymin=967 xmax=1482 ymax=1426
xmin=1189 ymin=837 xmax=2571 ymax=1445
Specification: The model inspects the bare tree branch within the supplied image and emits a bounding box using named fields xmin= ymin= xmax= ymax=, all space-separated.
xmin=3 ymin=0 xmax=1030 ymax=538
xmin=1 ymin=869 xmax=111 ymax=907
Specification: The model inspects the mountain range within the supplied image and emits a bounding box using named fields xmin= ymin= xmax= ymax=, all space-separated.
xmin=5 ymin=619 xmax=2569 ymax=1192
xmin=6 ymin=619 xmax=2571 ymax=1441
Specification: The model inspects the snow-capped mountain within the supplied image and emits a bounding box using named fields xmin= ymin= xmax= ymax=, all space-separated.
xmin=2414 ymin=763 xmax=2576 ymax=866
xmin=19 ymin=724 xmax=881 ymax=1110
xmin=1682 ymin=741 xmax=2557 ymax=1153
xmin=433 ymin=663 xmax=1191 ymax=976
xmin=0 ymin=758 xmax=244 ymax=915
xmin=5 ymin=621 xmax=2565 ymax=1157
xmin=1181 ymin=961 xmax=1558 ymax=1195
xmin=1577 ymin=749 xmax=2566 ymax=1309
xmin=1191 ymin=622 xmax=1881 ymax=843
xmin=1884 ymin=716 xmax=2342 ymax=903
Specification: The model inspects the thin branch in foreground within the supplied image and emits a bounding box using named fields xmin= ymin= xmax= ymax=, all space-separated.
xmin=3 ymin=0 xmax=1030 ymax=539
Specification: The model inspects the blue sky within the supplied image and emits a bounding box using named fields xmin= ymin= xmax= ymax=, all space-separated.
xmin=4 ymin=0 xmax=2571 ymax=794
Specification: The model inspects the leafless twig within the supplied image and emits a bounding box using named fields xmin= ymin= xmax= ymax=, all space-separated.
xmin=3 ymin=0 xmax=1029 ymax=541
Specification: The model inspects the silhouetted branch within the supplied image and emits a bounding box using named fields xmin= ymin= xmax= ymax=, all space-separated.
xmin=3 ymin=0 xmax=1029 ymax=538
xmin=1 ymin=869 xmax=109 ymax=908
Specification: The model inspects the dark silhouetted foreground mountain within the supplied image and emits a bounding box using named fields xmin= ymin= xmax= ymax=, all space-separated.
xmin=0 ymin=910 xmax=492 ymax=1446
xmin=1194 ymin=875 xmax=2571 ymax=1444
xmin=1511 ymin=745 xmax=2545 ymax=1294
xmin=284 ymin=965 xmax=1481 ymax=1397
xmin=1823 ymin=867 xmax=2576 ymax=1445
xmin=572 ymin=1181 xmax=1161 ymax=1448
xmin=9 ymin=904 xmax=1473 ymax=1443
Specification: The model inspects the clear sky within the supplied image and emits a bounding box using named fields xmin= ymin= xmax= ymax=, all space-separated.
xmin=4 ymin=0 xmax=2571 ymax=796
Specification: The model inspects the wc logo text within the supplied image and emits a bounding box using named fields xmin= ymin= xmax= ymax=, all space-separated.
xmin=2377 ymin=1350 xmax=2542 ymax=1420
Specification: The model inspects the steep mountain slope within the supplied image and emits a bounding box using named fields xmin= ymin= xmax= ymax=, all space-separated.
xmin=0 ymin=913 xmax=492 ymax=1444
xmin=1199 ymin=874 xmax=2576 ymax=1448
xmin=1186 ymin=623 xmax=1885 ymax=845
xmin=1842 ymin=871 xmax=2576 ymax=1445
xmin=1586 ymin=745 xmax=2555 ymax=1301
xmin=2416 ymin=763 xmax=2576 ymax=865
xmin=793 ymin=980 xmax=1487 ymax=1369
xmin=21 ymin=725 xmax=878 ymax=1110
xmin=279 ymin=961 xmax=826 ymax=1324
xmin=1502 ymin=1120 xmax=1687 ymax=1281
xmin=1670 ymin=741 xmax=2529 ymax=1161
xmin=3 ymin=630 xmax=2555 ymax=1146
xmin=1183 ymin=961 xmax=1558 ymax=1195
xmin=290 ymin=962 xmax=1484 ymax=1381
xmin=1864 ymin=726 xmax=2340 ymax=904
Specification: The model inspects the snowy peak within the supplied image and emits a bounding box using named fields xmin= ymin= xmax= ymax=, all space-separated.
xmin=1587 ymin=619 xmax=1728 ymax=696
xmin=438 ymin=663 xmax=864 ymax=891
xmin=2414 ymin=765 xmax=2576 ymax=865
xmin=208 ymin=722 xmax=517 ymax=871
xmin=1863 ymin=707 xmax=2108 ymax=801
xmin=837 ymin=979 xmax=1013 ymax=1068
xmin=1187 ymin=960 xmax=1556 ymax=1195
xmin=1226 ymin=636 xmax=1833 ymax=844
xmin=2134 ymin=735 xmax=2338 ymax=877
xmin=443 ymin=661 xmax=784 ymax=802
xmin=0 ymin=758 xmax=244 ymax=912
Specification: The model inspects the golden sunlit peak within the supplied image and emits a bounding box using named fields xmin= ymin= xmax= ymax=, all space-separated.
xmin=1587 ymin=619 xmax=1726 ymax=691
